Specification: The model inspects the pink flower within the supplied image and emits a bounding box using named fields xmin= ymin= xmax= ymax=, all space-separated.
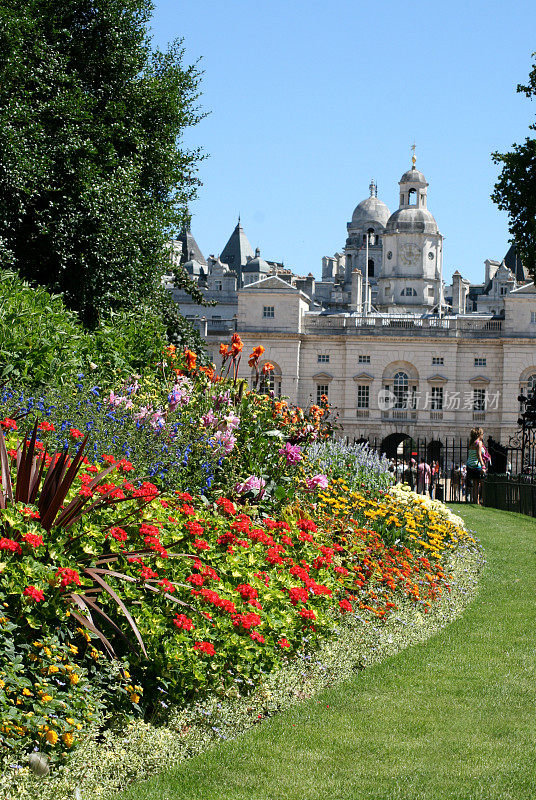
xmin=278 ymin=442 xmax=303 ymax=465
xmin=306 ymin=474 xmax=329 ymax=491
xmin=235 ymin=476 xmax=266 ymax=496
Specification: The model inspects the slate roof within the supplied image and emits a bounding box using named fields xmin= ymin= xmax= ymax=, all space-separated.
xmin=220 ymin=219 xmax=255 ymax=270
xmin=178 ymin=227 xmax=206 ymax=267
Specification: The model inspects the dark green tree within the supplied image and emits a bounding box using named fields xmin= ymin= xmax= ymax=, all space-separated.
xmin=0 ymin=0 xmax=207 ymax=336
xmin=492 ymin=53 xmax=536 ymax=282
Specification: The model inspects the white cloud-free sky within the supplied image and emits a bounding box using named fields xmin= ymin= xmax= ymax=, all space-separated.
xmin=151 ymin=0 xmax=536 ymax=284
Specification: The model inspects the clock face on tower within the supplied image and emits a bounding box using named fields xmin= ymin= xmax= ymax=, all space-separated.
xmin=399 ymin=243 xmax=421 ymax=266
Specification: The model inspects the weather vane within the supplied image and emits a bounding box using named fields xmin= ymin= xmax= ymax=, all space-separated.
xmin=411 ymin=141 xmax=417 ymax=167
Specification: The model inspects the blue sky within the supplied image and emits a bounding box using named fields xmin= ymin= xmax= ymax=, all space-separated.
xmin=151 ymin=0 xmax=536 ymax=285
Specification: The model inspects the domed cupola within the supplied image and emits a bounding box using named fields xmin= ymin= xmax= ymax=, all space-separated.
xmin=377 ymin=149 xmax=444 ymax=314
xmin=344 ymin=180 xmax=390 ymax=287
xmin=350 ymin=179 xmax=391 ymax=229
xmin=385 ymin=158 xmax=439 ymax=235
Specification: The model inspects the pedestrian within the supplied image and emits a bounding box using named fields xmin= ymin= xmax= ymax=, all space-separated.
xmin=466 ymin=427 xmax=486 ymax=504
xmin=416 ymin=458 xmax=431 ymax=494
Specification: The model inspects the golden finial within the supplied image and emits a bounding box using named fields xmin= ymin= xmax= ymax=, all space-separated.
xmin=411 ymin=141 xmax=416 ymax=168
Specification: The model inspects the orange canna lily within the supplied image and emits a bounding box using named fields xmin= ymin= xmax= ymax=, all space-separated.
xmin=262 ymin=362 xmax=274 ymax=374
xmin=184 ymin=349 xmax=197 ymax=371
xmin=248 ymin=344 xmax=265 ymax=367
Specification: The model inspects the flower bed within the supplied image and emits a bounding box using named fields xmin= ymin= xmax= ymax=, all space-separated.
xmin=0 ymin=340 xmax=482 ymax=797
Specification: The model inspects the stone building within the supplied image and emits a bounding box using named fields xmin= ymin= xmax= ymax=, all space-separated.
xmin=168 ymin=158 xmax=536 ymax=451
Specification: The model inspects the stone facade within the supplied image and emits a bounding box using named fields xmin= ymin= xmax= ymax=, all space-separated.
xmin=168 ymin=159 xmax=536 ymax=449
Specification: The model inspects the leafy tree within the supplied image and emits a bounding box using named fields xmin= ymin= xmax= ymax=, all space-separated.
xmin=492 ymin=53 xmax=536 ymax=282
xmin=0 ymin=0 xmax=206 ymax=333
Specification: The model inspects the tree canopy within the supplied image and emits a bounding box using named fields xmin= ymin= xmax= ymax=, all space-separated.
xmin=0 ymin=0 xmax=206 ymax=333
xmin=492 ymin=54 xmax=536 ymax=283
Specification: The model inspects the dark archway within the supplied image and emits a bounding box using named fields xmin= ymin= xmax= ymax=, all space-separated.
xmin=427 ymin=439 xmax=444 ymax=467
xmin=380 ymin=432 xmax=413 ymax=460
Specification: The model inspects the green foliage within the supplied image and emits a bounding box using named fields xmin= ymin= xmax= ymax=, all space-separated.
xmin=0 ymin=271 xmax=88 ymax=386
xmin=0 ymin=270 xmax=167 ymax=386
xmin=492 ymin=52 xmax=536 ymax=281
xmin=0 ymin=0 xmax=204 ymax=330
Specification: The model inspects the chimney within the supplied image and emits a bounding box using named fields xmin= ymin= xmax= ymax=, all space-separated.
xmin=452 ymin=271 xmax=470 ymax=314
xmin=351 ymin=269 xmax=363 ymax=312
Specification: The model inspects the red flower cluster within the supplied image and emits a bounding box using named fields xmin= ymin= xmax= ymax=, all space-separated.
xmin=0 ymin=418 xmax=17 ymax=430
xmin=193 ymin=641 xmax=215 ymax=655
xmin=22 ymin=533 xmax=44 ymax=548
xmin=56 ymin=567 xmax=81 ymax=588
xmin=173 ymin=614 xmax=194 ymax=631
xmin=216 ymin=497 xmax=236 ymax=516
xmin=232 ymin=612 xmax=261 ymax=630
xmin=23 ymin=585 xmax=45 ymax=602
xmin=0 ymin=538 xmax=22 ymax=555
xmin=110 ymin=527 xmax=128 ymax=543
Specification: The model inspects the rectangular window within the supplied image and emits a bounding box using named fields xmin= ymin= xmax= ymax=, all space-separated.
xmin=358 ymin=355 xmax=371 ymax=364
xmin=317 ymin=354 xmax=330 ymax=363
xmin=431 ymin=386 xmax=443 ymax=410
xmin=316 ymin=384 xmax=329 ymax=404
xmin=214 ymin=280 xmax=222 ymax=291
xmin=263 ymin=306 xmax=275 ymax=318
xmin=474 ymin=357 xmax=487 ymax=367
xmin=357 ymin=385 xmax=369 ymax=409
xmin=432 ymin=357 xmax=444 ymax=365
xmin=500 ymin=286 xmax=507 ymax=295
xmin=531 ymin=311 xmax=536 ymax=324
xmin=473 ymin=389 xmax=486 ymax=411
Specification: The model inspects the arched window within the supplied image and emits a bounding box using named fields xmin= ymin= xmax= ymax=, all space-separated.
xmin=393 ymin=371 xmax=409 ymax=409
xmin=255 ymin=362 xmax=282 ymax=398
xmin=528 ymin=373 xmax=536 ymax=397
xmin=408 ymin=188 xmax=417 ymax=205
xmin=401 ymin=287 xmax=417 ymax=297
xmin=368 ymin=259 xmax=374 ymax=277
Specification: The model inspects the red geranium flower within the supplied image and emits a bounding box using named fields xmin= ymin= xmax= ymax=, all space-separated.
xmin=110 ymin=527 xmax=128 ymax=542
xmin=0 ymin=418 xmax=17 ymax=430
xmin=0 ymin=538 xmax=22 ymax=554
xmin=23 ymin=586 xmax=45 ymax=602
xmin=69 ymin=428 xmax=84 ymax=439
xmin=37 ymin=420 xmax=55 ymax=432
xmin=173 ymin=614 xmax=194 ymax=631
xmin=278 ymin=638 xmax=291 ymax=648
xmin=56 ymin=567 xmax=81 ymax=588
xmin=193 ymin=539 xmax=210 ymax=551
xmin=193 ymin=641 xmax=215 ymax=655
xmin=22 ymin=533 xmax=44 ymax=548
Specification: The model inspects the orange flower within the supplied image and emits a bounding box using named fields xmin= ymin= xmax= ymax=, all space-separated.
xmin=199 ymin=365 xmax=215 ymax=380
xmin=219 ymin=343 xmax=229 ymax=357
xmin=230 ymin=333 xmax=244 ymax=357
xmin=248 ymin=344 xmax=265 ymax=367
xmin=184 ymin=349 xmax=197 ymax=371
xmin=262 ymin=362 xmax=274 ymax=374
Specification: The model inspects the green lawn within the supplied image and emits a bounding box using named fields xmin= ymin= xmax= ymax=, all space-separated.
xmin=116 ymin=506 xmax=536 ymax=800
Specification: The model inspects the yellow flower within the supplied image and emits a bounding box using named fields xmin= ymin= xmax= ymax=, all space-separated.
xmin=62 ymin=731 xmax=74 ymax=747
xmin=40 ymin=694 xmax=53 ymax=703
xmin=22 ymin=688 xmax=32 ymax=697
xmin=68 ymin=645 xmax=78 ymax=655
xmin=45 ymin=730 xmax=58 ymax=745
xmin=69 ymin=673 xmax=80 ymax=685
xmin=130 ymin=693 xmax=141 ymax=704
